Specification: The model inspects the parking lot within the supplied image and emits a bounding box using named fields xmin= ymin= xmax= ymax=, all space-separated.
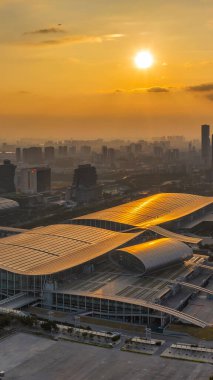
xmin=0 ymin=332 xmax=213 ymax=380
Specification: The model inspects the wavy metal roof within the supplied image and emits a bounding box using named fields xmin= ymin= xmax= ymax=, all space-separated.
xmin=75 ymin=193 xmax=213 ymax=228
xmin=0 ymin=224 xmax=140 ymax=275
xmin=147 ymin=225 xmax=201 ymax=244
xmin=118 ymin=238 xmax=193 ymax=273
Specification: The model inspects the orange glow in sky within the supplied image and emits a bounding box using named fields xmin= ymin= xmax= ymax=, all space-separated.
xmin=0 ymin=0 xmax=213 ymax=139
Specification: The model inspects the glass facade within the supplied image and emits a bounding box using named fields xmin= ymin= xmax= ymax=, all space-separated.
xmin=0 ymin=269 xmax=45 ymax=297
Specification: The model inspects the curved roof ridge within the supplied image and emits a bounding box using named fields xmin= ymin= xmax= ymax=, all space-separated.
xmin=74 ymin=193 xmax=213 ymax=228
xmin=0 ymin=224 xmax=141 ymax=275
xmin=118 ymin=238 xmax=193 ymax=273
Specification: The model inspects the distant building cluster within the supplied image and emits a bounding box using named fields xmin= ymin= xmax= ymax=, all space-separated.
xmin=0 ymin=125 xmax=212 ymax=210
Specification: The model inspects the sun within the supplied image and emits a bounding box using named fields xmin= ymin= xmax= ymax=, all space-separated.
xmin=134 ymin=50 xmax=154 ymax=69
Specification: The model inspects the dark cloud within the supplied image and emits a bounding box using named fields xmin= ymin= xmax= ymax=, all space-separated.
xmin=186 ymin=83 xmax=213 ymax=92
xmin=111 ymin=87 xmax=170 ymax=95
xmin=24 ymin=27 xmax=66 ymax=35
xmin=147 ymin=87 xmax=170 ymax=93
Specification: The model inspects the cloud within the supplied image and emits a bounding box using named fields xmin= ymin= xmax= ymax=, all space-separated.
xmin=186 ymin=83 xmax=213 ymax=92
xmin=121 ymin=87 xmax=169 ymax=94
xmin=40 ymin=35 xmax=102 ymax=46
xmin=22 ymin=33 xmax=124 ymax=47
xmin=112 ymin=86 xmax=170 ymax=94
xmin=24 ymin=27 xmax=66 ymax=35
xmin=103 ymin=33 xmax=125 ymax=40
xmin=147 ymin=87 xmax=170 ymax=93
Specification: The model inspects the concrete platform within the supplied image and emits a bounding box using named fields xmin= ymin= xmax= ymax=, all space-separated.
xmin=0 ymin=332 xmax=212 ymax=379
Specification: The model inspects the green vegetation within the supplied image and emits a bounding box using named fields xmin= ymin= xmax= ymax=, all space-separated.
xmin=67 ymin=327 xmax=73 ymax=334
xmin=0 ymin=315 xmax=11 ymax=329
xmin=41 ymin=320 xmax=59 ymax=332
xmin=17 ymin=315 xmax=37 ymax=327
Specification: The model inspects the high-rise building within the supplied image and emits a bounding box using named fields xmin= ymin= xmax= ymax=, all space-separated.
xmin=16 ymin=147 xmax=22 ymax=162
xmin=16 ymin=167 xmax=51 ymax=194
xmin=107 ymin=148 xmax=115 ymax=162
xmin=154 ymin=146 xmax=163 ymax=158
xmin=69 ymin=146 xmax=76 ymax=156
xmin=73 ymin=164 xmax=97 ymax=188
xmin=58 ymin=146 xmax=68 ymax=157
xmin=201 ymin=124 xmax=210 ymax=164
xmin=80 ymin=145 xmax=91 ymax=157
xmin=0 ymin=160 xmax=16 ymax=194
xmin=22 ymin=148 xmax=29 ymax=163
xmin=71 ymin=164 xmax=102 ymax=203
xmin=212 ymin=134 xmax=213 ymax=168
xmin=102 ymin=145 xmax=108 ymax=161
xmin=44 ymin=146 xmax=55 ymax=162
xmin=22 ymin=147 xmax=43 ymax=164
xmin=166 ymin=148 xmax=180 ymax=162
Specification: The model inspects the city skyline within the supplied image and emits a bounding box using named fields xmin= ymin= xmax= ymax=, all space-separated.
xmin=0 ymin=0 xmax=213 ymax=139
xmin=0 ymin=3 xmax=213 ymax=378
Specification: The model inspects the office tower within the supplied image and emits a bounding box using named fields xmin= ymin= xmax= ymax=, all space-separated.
xmin=154 ymin=146 xmax=163 ymax=158
xmin=71 ymin=164 xmax=102 ymax=203
xmin=16 ymin=167 xmax=51 ymax=194
xmin=0 ymin=160 xmax=16 ymax=194
xmin=58 ymin=146 xmax=68 ymax=157
xmin=167 ymin=149 xmax=180 ymax=162
xmin=212 ymin=134 xmax=213 ymax=168
xmin=80 ymin=145 xmax=91 ymax=157
xmin=16 ymin=147 xmax=22 ymax=162
xmin=102 ymin=145 xmax=108 ymax=161
xmin=22 ymin=147 xmax=43 ymax=164
xmin=22 ymin=148 xmax=29 ymax=163
xmin=69 ymin=145 xmax=77 ymax=155
xmin=44 ymin=146 xmax=55 ymax=162
xmin=36 ymin=167 xmax=51 ymax=192
xmin=73 ymin=164 xmax=97 ymax=187
xmin=1 ymin=143 xmax=7 ymax=153
xmin=28 ymin=147 xmax=43 ymax=164
xmin=134 ymin=143 xmax=142 ymax=154
xmin=107 ymin=148 xmax=115 ymax=162
xmin=201 ymin=124 xmax=210 ymax=164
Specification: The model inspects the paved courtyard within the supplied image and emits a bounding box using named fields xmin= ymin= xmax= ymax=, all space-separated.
xmin=0 ymin=333 xmax=212 ymax=380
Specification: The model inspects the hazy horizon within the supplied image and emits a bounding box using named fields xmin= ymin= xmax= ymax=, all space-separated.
xmin=0 ymin=0 xmax=213 ymax=139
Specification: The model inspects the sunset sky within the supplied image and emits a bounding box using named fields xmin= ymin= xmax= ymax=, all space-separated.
xmin=1 ymin=0 xmax=213 ymax=140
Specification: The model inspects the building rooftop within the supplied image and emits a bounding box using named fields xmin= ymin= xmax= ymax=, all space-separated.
xmin=118 ymin=238 xmax=193 ymax=273
xmin=0 ymin=224 xmax=139 ymax=275
xmin=0 ymin=193 xmax=212 ymax=276
xmin=74 ymin=193 xmax=213 ymax=228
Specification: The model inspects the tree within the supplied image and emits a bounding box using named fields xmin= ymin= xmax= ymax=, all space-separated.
xmin=41 ymin=320 xmax=59 ymax=332
xmin=68 ymin=327 xmax=73 ymax=335
xmin=0 ymin=315 xmax=11 ymax=328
